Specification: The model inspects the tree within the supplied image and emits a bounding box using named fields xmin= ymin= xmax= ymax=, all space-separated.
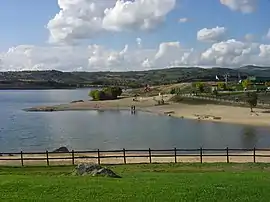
xmin=195 ymin=82 xmax=205 ymax=93
xmin=103 ymin=86 xmax=122 ymax=99
xmin=217 ymin=82 xmax=226 ymax=91
xmin=265 ymin=82 xmax=270 ymax=87
xmin=89 ymin=89 xmax=104 ymax=100
xmin=89 ymin=90 xmax=99 ymax=99
xmin=242 ymin=79 xmax=251 ymax=90
xmin=212 ymin=89 xmax=218 ymax=97
xmin=170 ymin=88 xmax=176 ymax=94
xmin=111 ymin=86 xmax=122 ymax=97
xmin=245 ymin=92 xmax=258 ymax=112
xmin=89 ymin=86 xmax=122 ymax=101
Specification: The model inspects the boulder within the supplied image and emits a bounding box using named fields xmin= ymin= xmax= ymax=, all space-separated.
xmin=73 ymin=163 xmax=121 ymax=178
xmin=53 ymin=146 xmax=69 ymax=153
xmin=70 ymin=100 xmax=84 ymax=103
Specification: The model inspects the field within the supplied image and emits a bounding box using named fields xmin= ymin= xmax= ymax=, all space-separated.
xmin=1 ymin=163 xmax=270 ymax=202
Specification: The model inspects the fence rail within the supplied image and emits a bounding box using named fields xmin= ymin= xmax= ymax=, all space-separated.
xmin=180 ymin=94 xmax=270 ymax=107
xmin=1 ymin=147 xmax=270 ymax=166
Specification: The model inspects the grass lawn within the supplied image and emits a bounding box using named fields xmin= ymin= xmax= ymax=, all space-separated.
xmin=1 ymin=163 xmax=270 ymax=202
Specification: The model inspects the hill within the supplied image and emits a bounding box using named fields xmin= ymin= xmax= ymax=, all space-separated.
xmin=0 ymin=66 xmax=270 ymax=89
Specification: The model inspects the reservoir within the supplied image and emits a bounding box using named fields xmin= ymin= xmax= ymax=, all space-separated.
xmin=0 ymin=89 xmax=270 ymax=152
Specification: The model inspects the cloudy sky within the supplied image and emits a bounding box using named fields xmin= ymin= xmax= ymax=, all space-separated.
xmin=0 ymin=0 xmax=269 ymax=71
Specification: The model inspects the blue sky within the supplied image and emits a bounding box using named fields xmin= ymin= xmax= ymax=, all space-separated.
xmin=0 ymin=0 xmax=270 ymax=71
xmin=1 ymin=0 xmax=269 ymax=50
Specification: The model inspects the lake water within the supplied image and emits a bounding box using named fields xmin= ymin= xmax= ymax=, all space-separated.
xmin=1 ymin=89 xmax=270 ymax=152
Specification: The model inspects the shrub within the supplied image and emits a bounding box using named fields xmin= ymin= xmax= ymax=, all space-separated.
xmin=245 ymin=92 xmax=258 ymax=112
xmin=170 ymin=88 xmax=176 ymax=94
xmin=89 ymin=86 xmax=122 ymax=101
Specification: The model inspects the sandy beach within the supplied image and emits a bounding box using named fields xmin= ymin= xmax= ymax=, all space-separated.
xmin=26 ymin=95 xmax=270 ymax=127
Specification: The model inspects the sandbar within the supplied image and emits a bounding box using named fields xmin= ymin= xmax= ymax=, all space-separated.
xmin=25 ymin=95 xmax=270 ymax=127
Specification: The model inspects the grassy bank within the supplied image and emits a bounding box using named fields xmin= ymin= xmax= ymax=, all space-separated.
xmin=1 ymin=163 xmax=270 ymax=201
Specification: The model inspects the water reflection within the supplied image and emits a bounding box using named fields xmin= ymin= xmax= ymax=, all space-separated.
xmin=241 ymin=127 xmax=258 ymax=148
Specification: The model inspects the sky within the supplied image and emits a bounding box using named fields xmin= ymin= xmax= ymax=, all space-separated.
xmin=0 ymin=0 xmax=270 ymax=72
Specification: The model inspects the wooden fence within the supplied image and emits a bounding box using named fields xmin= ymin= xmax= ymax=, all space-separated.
xmin=1 ymin=147 xmax=270 ymax=166
xmin=181 ymin=94 xmax=270 ymax=107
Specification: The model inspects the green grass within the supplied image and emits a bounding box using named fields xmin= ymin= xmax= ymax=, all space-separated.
xmin=1 ymin=163 xmax=270 ymax=202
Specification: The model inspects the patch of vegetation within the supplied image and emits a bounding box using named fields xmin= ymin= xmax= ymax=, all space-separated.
xmin=2 ymin=66 xmax=270 ymax=89
xmin=1 ymin=164 xmax=270 ymax=201
xmin=246 ymin=92 xmax=258 ymax=112
xmin=0 ymin=67 xmax=254 ymax=89
xmin=89 ymin=86 xmax=122 ymax=100
xmin=169 ymin=95 xmax=223 ymax=105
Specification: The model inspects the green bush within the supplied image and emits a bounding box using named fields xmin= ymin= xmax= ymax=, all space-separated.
xmin=245 ymin=92 xmax=258 ymax=112
xmin=89 ymin=86 xmax=122 ymax=101
xmin=212 ymin=89 xmax=218 ymax=97
xmin=170 ymin=88 xmax=176 ymax=94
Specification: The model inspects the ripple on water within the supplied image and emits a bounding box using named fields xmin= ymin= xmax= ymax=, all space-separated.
xmin=19 ymin=135 xmax=37 ymax=141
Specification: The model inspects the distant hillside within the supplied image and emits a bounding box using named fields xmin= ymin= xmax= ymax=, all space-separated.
xmin=238 ymin=65 xmax=270 ymax=76
xmin=0 ymin=66 xmax=270 ymax=89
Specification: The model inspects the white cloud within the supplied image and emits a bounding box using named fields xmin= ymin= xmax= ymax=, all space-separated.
xmin=200 ymin=39 xmax=259 ymax=66
xmin=47 ymin=0 xmax=176 ymax=44
xmin=0 ymin=45 xmax=90 ymax=71
xmin=178 ymin=18 xmax=188 ymax=23
xmin=220 ymin=0 xmax=256 ymax=13
xmin=141 ymin=58 xmax=153 ymax=69
xmin=136 ymin=38 xmax=142 ymax=48
xmin=1 ymin=39 xmax=270 ymax=72
xmin=244 ymin=34 xmax=255 ymax=42
xmin=103 ymin=0 xmax=176 ymax=31
xmin=197 ymin=27 xmax=226 ymax=42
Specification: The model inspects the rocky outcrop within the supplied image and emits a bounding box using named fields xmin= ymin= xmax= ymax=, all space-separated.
xmin=73 ymin=163 xmax=121 ymax=178
xmin=70 ymin=100 xmax=84 ymax=103
xmin=53 ymin=146 xmax=69 ymax=153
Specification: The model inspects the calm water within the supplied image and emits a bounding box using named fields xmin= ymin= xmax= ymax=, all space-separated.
xmin=0 ymin=89 xmax=270 ymax=152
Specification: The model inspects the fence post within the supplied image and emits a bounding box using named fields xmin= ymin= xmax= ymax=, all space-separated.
xmin=20 ymin=151 xmax=24 ymax=167
xmin=200 ymin=147 xmax=203 ymax=163
xmin=46 ymin=150 xmax=49 ymax=166
xmin=253 ymin=147 xmax=256 ymax=163
xmin=226 ymin=147 xmax=229 ymax=163
xmin=123 ymin=148 xmax=126 ymax=164
xmin=174 ymin=148 xmax=177 ymax=163
xmin=149 ymin=148 xmax=152 ymax=163
xmin=97 ymin=149 xmax=100 ymax=165
xmin=72 ymin=150 xmax=75 ymax=165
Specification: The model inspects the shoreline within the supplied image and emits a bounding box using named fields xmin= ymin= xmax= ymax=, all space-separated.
xmin=24 ymin=95 xmax=270 ymax=127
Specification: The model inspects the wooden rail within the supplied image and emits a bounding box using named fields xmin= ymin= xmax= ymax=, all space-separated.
xmin=180 ymin=94 xmax=270 ymax=107
xmin=1 ymin=148 xmax=270 ymax=166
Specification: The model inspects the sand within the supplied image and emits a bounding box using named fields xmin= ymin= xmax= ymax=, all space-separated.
xmin=1 ymin=150 xmax=270 ymax=166
xmin=26 ymin=94 xmax=270 ymax=127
